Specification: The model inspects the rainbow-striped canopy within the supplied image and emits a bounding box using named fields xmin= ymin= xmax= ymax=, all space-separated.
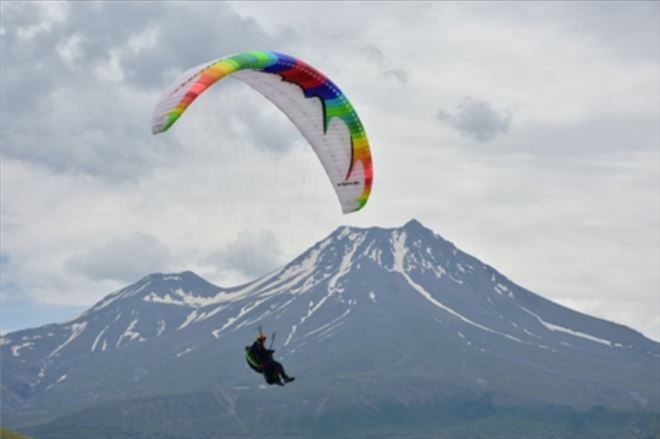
xmin=152 ymin=51 xmax=373 ymax=213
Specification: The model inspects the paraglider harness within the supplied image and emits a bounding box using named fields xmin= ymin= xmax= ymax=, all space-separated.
xmin=245 ymin=348 xmax=264 ymax=373
xmin=245 ymin=328 xmax=277 ymax=378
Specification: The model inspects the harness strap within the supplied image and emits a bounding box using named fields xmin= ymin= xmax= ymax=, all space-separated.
xmin=245 ymin=350 xmax=263 ymax=370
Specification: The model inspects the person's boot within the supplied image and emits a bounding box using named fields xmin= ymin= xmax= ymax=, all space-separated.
xmin=284 ymin=376 xmax=295 ymax=383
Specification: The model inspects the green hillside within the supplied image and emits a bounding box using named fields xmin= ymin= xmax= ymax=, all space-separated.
xmin=0 ymin=428 xmax=32 ymax=439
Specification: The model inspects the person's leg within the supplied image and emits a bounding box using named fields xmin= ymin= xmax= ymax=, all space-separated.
xmin=264 ymin=361 xmax=284 ymax=385
xmin=274 ymin=361 xmax=295 ymax=383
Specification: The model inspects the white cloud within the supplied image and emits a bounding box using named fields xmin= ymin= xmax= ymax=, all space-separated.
xmin=383 ymin=69 xmax=409 ymax=84
xmin=13 ymin=1 xmax=69 ymax=42
xmin=205 ymin=230 xmax=284 ymax=284
xmin=56 ymin=32 xmax=85 ymax=68
xmin=92 ymin=26 xmax=160 ymax=82
xmin=1 ymin=2 xmax=658 ymax=341
xmin=94 ymin=48 xmax=125 ymax=83
xmin=66 ymin=232 xmax=175 ymax=283
xmin=128 ymin=25 xmax=159 ymax=54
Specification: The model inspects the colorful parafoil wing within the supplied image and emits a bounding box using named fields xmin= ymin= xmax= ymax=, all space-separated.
xmin=152 ymin=51 xmax=373 ymax=213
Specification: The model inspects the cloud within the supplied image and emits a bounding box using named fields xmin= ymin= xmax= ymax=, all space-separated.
xmin=360 ymin=45 xmax=410 ymax=84
xmin=556 ymin=1 xmax=659 ymax=62
xmin=0 ymin=2 xmax=280 ymax=181
xmin=454 ymin=2 xmax=659 ymax=62
xmin=1 ymin=83 xmax=178 ymax=182
xmin=438 ymin=97 xmax=513 ymax=142
xmin=66 ymin=232 xmax=175 ymax=283
xmin=56 ymin=32 xmax=86 ymax=68
xmin=0 ymin=252 xmax=23 ymax=302
xmin=206 ymin=230 xmax=284 ymax=281
xmin=1 ymin=1 xmax=658 ymax=341
xmin=383 ymin=69 xmax=409 ymax=84
xmin=9 ymin=1 xmax=69 ymax=42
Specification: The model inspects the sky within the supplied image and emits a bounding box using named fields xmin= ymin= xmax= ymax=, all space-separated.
xmin=1 ymin=1 xmax=658 ymax=341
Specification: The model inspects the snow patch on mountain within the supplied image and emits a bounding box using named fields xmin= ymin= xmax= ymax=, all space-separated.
xmin=178 ymin=311 xmax=200 ymax=330
xmin=193 ymin=305 xmax=228 ymax=324
xmin=235 ymin=309 xmax=273 ymax=331
xmin=11 ymin=342 xmax=34 ymax=357
xmin=261 ymin=271 xmax=313 ymax=298
xmin=278 ymin=237 xmax=333 ymax=282
xmin=495 ymin=283 xmax=514 ymax=298
xmin=519 ymin=306 xmax=615 ymax=347
xmin=144 ymin=288 xmax=221 ymax=308
xmin=364 ymin=241 xmax=384 ymax=265
xmin=448 ymin=272 xmax=464 ymax=284
xmin=49 ymin=322 xmax=87 ymax=358
xmin=302 ymin=308 xmax=351 ymax=340
xmin=213 ymin=298 xmax=270 ymax=338
xmin=88 ymin=287 xmax=132 ymax=313
xmin=91 ymin=326 xmax=109 ymax=352
xmin=328 ymin=232 xmax=365 ymax=294
xmin=176 ymin=347 xmax=194 ymax=358
xmin=125 ymin=280 xmax=153 ymax=298
xmin=116 ymin=320 xmax=144 ymax=347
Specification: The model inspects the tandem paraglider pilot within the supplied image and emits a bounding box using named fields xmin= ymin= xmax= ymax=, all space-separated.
xmin=245 ymin=333 xmax=295 ymax=386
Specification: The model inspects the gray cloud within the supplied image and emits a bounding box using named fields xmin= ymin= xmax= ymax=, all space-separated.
xmin=206 ymin=230 xmax=283 ymax=280
xmin=0 ymin=252 xmax=22 ymax=302
xmin=360 ymin=45 xmax=410 ymax=84
xmin=504 ymin=116 xmax=659 ymax=159
xmin=1 ymin=85 xmax=179 ymax=182
xmin=563 ymin=1 xmax=659 ymax=61
xmin=66 ymin=232 xmax=174 ymax=283
xmin=438 ymin=97 xmax=513 ymax=142
xmin=361 ymin=46 xmax=387 ymax=66
xmin=383 ymin=69 xmax=409 ymax=84
xmin=458 ymin=1 xmax=659 ymax=62
xmin=0 ymin=2 xmax=274 ymax=91
xmin=0 ymin=2 xmax=280 ymax=180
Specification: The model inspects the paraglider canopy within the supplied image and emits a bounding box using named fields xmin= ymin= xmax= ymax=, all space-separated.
xmin=151 ymin=50 xmax=373 ymax=214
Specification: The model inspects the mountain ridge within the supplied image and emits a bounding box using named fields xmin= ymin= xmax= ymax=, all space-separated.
xmin=2 ymin=219 xmax=658 ymax=435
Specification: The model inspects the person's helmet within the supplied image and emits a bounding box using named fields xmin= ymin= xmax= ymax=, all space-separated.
xmin=257 ymin=333 xmax=267 ymax=342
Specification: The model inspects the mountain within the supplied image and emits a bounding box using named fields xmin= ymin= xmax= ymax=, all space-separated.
xmin=2 ymin=220 xmax=659 ymax=438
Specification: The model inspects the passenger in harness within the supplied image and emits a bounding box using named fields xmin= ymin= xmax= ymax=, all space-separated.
xmin=245 ymin=332 xmax=295 ymax=386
